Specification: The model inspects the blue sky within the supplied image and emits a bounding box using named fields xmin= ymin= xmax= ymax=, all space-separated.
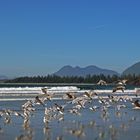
xmin=0 ymin=0 xmax=140 ymax=77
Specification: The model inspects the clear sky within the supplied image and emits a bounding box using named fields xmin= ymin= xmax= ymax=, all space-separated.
xmin=0 ymin=0 xmax=140 ymax=78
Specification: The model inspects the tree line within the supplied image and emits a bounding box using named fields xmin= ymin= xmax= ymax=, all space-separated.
xmin=5 ymin=74 xmax=140 ymax=85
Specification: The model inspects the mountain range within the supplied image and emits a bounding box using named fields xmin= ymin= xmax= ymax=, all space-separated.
xmin=122 ymin=62 xmax=140 ymax=76
xmin=0 ymin=76 xmax=8 ymax=80
xmin=54 ymin=61 xmax=140 ymax=77
xmin=53 ymin=65 xmax=119 ymax=77
xmin=1 ymin=62 xmax=140 ymax=79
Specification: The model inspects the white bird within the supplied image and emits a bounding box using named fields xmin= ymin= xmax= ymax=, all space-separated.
xmin=97 ymin=80 xmax=107 ymax=85
xmin=112 ymin=85 xmax=125 ymax=93
xmin=35 ymin=96 xmax=45 ymax=107
xmin=41 ymin=87 xmax=48 ymax=94
xmin=54 ymin=103 xmax=65 ymax=114
xmin=133 ymin=100 xmax=140 ymax=108
xmin=63 ymin=92 xmax=76 ymax=100
xmin=89 ymin=106 xmax=99 ymax=111
xmin=117 ymin=79 xmax=127 ymax=86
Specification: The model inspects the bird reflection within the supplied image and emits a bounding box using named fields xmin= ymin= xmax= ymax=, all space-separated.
xmin=67 ymin=128 xmax=85 ymax=138
xmin=56 ymin=135 xmax=63 ymax=140
xmin=22 ymin=119 xmax=30 ymax=130
xmin=108 ymin=125 xmax=119 ymax=140
xmin=43 ymin=126 xmax=51 ymax=140
xmin=99 ymin=131 xmax=106 ymax=139
xmin=0 ymin=127 xmax=4 ymax=134
xmin=15 ymin=119 xmax=33 ymax=140
xmin=88 ymin=121 xmax=96 ymax=128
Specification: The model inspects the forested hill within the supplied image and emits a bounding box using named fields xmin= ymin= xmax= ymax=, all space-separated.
xmin=5 ymin=74 xmax=140 ymax=85
xmin=5 ymin=74 xmax=118 ymax=83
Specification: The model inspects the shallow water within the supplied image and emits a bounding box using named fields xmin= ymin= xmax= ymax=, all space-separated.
xmin=0 ymin=84 xmax=140 ymax=140
xmin=0 ymin=98 xmax=140 ymax=140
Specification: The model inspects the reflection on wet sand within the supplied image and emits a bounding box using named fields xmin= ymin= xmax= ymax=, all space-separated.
xmin=43 ymin=126 xmax=52 ymax=140
xmin=15 ymin=119 xmax=33 ymax=140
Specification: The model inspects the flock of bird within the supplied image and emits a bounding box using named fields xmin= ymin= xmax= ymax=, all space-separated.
xmin=0 ymin=79 xmax=140 ymax=139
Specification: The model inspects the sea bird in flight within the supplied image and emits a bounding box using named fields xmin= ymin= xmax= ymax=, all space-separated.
xmin=133 ymin=99 xmax=140 ymax=108
xmin=112 ymin=85 xmax=125 ymax=93
xmin=35 ymin=96 xmax=45 ymax=107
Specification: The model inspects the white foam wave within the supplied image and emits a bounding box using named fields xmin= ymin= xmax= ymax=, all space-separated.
xmin=48 ymin=86 xmax=80 ymax=91
xmin=94 ymin=90 xmax=136 ymax=94
xmin=0 ymin=86 xmax=80 ymax=94
xmin=0 ymin=86 xmax=137 ymax=95
xmin=0 ymin=86 xmax=138 ymax=102
xmin=0 ymin=97 xmax=63 ymax=101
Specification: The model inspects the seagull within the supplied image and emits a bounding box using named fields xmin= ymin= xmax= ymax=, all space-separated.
xmin=66 ymin=92 xmax=76 ymax=100
xmin=83 ymin=91 xmax=93 ymax=100
xmin=133 ymin=100 xmax=140 ymax=108
xmin=117 ymin=79 xmax=127 ymax=86
xmin=4 ymin=110 xmax=24 ymax=118
xmin=68 ymin=108 xmax=81 ymax=115
xmin=22 ymin=100 xmax=34 ymax=109
xmin=89 ymin=106 xmax=99 ymax=112
xmin=116 ymin=104 xmax=126 ymax=110
xmin=63 ymin=92 xmax=76 ymax=101
xmin=4 ymin=109 xmax=11 ymax=116
xmin=97 ymin=80 xmax=107 ymax=85
xmin=4 ymin=117 xmax=11 ymax=124
xmin=40 ymin=88 xmax=54 ymax=101
xmin=54 ymin=103 xmax=64 ymax=114
xmin=41 ymin=87 xmax=48 ymax=94
xmin=35 ymin=96 xmax=45 ymax=107
xmin=112 ymin=85 xmax=125 ymax=93
xmin=77 ymin=99 xmax=87 ymax=108
xmin=72 ymin=92 xmax=92 ymax=107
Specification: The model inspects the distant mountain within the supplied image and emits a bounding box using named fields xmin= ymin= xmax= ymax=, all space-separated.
xmin=122 ymin=62 xmax=140 ymax=76
xmin=0 ymin=75 xmax=8 ymax=80
xmin=53 ymin=65 xmax=119 ymax=77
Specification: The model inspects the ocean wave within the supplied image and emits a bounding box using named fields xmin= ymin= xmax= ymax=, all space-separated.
xmin=0 ymin=86 xmax=138 ymax=101
xmin=0 ymin=86 xmax=80 ymax=94
xmin=94 ymin=89 xmax=136 ymax=94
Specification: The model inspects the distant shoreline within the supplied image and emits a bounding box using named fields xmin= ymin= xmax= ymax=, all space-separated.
xmin=0 ymin=82 xmax=139 ymax=87
xmin=0 ymin=82 xmax=105 ymax=86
